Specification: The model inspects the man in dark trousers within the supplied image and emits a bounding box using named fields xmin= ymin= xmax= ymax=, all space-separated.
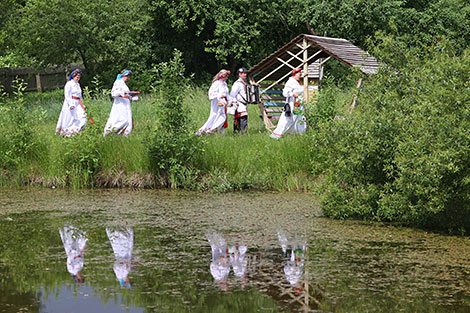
xmin=229 ymin=67 xmax=249 ymax=133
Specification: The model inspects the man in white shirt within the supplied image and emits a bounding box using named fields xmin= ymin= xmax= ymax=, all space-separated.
xmin=230 ymin=67 xmax=249 ymax=133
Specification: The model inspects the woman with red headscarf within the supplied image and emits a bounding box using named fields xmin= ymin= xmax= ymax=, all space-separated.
xmin=196 ymin=69 xmax=231 ymax=135
xmin=270 ymin=68 xmax=306 ymax=140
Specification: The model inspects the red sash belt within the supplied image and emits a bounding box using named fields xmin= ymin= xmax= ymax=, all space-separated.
xmin=79 ymin=100 xmax=95 ymax=126
xmin=72 ymin=96 xmax=80 ymax=100
xmin=120 ymin=95 xmax=130 ymax=99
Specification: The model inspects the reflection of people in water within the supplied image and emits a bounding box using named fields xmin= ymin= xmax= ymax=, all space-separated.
xmin=207 ymin=231 xmax=249 ymax=289
xmin=278 ymin=230 xmax=305 ymax=290
xmin=106 ymin=227 xmax=134 ymax=288
xmin=207 ymin=232 xmax=230 ymax=289
xmin=229 ymin=244 xmax=248 ymax=283
xmin=59 ymin=225 xmax=87 ymax=283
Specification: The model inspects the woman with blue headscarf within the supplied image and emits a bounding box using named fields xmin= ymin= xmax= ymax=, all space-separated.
xmin=104 ymin=69 xmax=134 ymax=136
xmin=56 ymin=69 xmax=87 ymax=136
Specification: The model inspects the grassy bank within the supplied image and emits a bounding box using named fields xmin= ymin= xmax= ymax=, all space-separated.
xmin=0 ymin=85 xmax=319 ymax=191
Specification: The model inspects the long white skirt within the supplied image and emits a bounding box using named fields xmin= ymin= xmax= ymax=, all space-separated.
xmin=55 ymin=100 xmax=87 ymax=136
xmin=271 ymin=106 xmax=306 ymax=139
xmin=197 ymin=99 xmax=226 ymax=135
xmin=104 ymin=100 xmax=133 ymax=136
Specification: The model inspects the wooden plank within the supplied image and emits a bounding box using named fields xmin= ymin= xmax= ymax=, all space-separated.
xmin=256 ymin=47 xmax=307 ymax=85
xmin=286 ymin=50 xmax=304 ymax=63
xmin=259 ymin=84 xmax=284 ymax=89
xmin=260 ymin=50 xmax=323 ymax=97
xmin=266 ymin=108 xmax=283 ymax=113
xmin=276 ymin=57 xmax=295 ymax=69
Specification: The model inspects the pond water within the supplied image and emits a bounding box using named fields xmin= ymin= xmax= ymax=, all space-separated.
xmin=0 ymin=189 xmax=469 ymax=313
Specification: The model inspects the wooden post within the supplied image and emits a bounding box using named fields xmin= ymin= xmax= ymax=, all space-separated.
xmin=302 ymin=38 xmax=309 ymax=104
xmin=35 ymin=74 xmax=42 ymax=92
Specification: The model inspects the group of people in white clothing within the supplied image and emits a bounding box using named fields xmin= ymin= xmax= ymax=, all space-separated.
xmin=56 ymin=69 xmax=136 ymax=137
xmin=56 ymin=66 xmax=306 ymax=139
xmin=196 ymin=67 xmax=252 ymax=135
xmin=197 ymin=67 xmax=306 ymax=138
xmin=59 ymin=225 xmax=135 ymax=287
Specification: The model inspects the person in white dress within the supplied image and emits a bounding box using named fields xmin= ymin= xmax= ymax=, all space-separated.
xmin=196 ymin=70 xmax=231 ymax=135
xmin=104 ymin=69 xmax=134 ymax=136
xmin=270 ymin=68 xmax=307 ymax=140
xmin=106 ymin=227 xmax=134 ymax=287
xmin=55 ymin=69 xmax=87 ymax=136
xmin=59 ymin=225 xmax=87 ymax=283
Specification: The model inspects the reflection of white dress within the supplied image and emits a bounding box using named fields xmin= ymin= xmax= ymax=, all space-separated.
xmin=56 ymin=80 xmax=87 ymax=136
xmin=104 ymin=79 xmax=132 ymax=136
xmin=59 ymin=226 xmax=87 ymax=275
xmin=197 ymin=80 xmax=230 ymax=135
xmin=229 ymin=245 xmax=248 ymax=278
xmin=207 ymin=232 xmax=230 ymax=282
xmin=106 ymin=228 xmax=134 ymax=281
xmin=278 ymin=230 xmax=305 ymax=286
xmin=271 ymin=77 xmax=306 ymax=139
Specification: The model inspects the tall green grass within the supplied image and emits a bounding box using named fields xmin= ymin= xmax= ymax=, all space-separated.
xmin=0 ymin=82 xmax=332 ymax=190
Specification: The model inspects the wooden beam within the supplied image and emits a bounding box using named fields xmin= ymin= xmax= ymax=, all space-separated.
xmin=35 ymin=74 xmax=42 ymax=92
xmin=259 ymin=50 xmax=324 ymax=97
xmin=286 ymin=50 xmax=303 ymax=63
xmin=276 ymin=57 xmax=295 ymax=69
xmin=256 ymin=47 xmax=307 ymax=85
xmin=303 ymin=38 xmax=309 ymax=104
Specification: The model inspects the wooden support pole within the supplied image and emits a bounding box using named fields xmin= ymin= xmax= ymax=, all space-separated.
xmin=303 ymin=38 xmax=309 ymax=104
xmin=35 ymin=74 xmax=42 ymax=92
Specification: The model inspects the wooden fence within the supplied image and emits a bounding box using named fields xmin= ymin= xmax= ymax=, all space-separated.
xmin=0 ymin=64 xmax=83 ymax=93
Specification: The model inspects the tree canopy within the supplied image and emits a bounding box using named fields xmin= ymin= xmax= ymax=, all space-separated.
xmin=1 ymin=0 xmax=469 ymax=84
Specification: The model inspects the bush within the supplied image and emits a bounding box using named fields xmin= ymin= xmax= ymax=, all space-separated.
xmin=310 ymin=38 xmax=470 ymax=234
xmin=0 ymin=79 xmax=45 ymax=173
xmin=147 ymin=50 xmax=203 ymax=188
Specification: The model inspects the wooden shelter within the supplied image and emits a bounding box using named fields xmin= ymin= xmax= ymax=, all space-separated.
xmin=248 ymin=34 xmax=380 ymax=130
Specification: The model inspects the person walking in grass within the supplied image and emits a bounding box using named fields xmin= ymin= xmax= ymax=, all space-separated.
xmin=196 ymin=69 xmax=231 ymax=135
xmin=104 ymin=69 xmax=134 ymax=136
xmin=229 ymin=67 xmax=249 ymax=134
xmin=270 ymin=68 xmax=306 ymax=140
xmin=56 ymin=69 xmax=87 ymax=136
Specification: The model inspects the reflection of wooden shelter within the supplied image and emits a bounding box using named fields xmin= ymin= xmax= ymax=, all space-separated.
xmin=248 ymin=34 xmax=380 ymax=130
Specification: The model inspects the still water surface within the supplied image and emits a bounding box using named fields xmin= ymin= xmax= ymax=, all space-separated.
xmin=1 ymin=189 xmax=469 ymax=313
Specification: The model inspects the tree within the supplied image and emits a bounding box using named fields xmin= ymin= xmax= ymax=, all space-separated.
xmin=13 ymin=0 xmax=152 ymax=84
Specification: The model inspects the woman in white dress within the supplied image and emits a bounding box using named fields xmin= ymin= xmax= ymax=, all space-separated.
xmin=196 ymin=69 xmax=231 ymax=135
xmin=104 ymin=69 xmax=133 ymax=136
xmin=106 ymin=227 xmax=134 ymax=287
xmin=55 ymin=69 xmax=87 ymax=136
xmin=59 ymin=225 xmax=87 ymax=283
xmin=270 ymin=68 xmax=307 ymax=140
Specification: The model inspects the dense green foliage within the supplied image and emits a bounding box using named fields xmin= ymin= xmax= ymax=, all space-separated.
xmin=146 ymin=51 xmax=203 ymax=188
xmin=310 ymin=40 xmax=470 ymax=234
xmin=1 ymin=0 xmax=469 ymax=83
